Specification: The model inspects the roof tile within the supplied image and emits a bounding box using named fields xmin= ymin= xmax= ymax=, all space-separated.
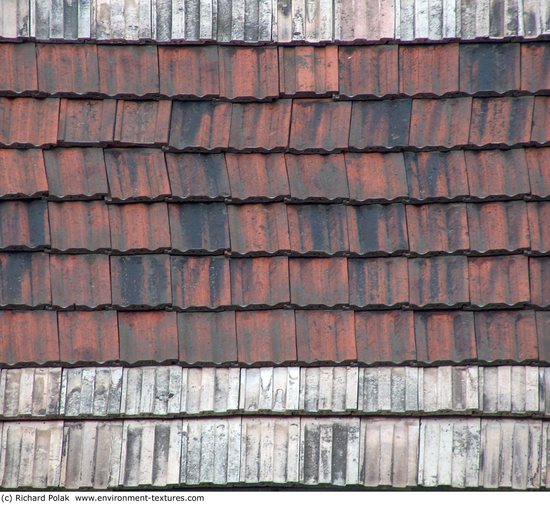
xmin=295 ymin=310 xmax=356 ymax=363
xmin=338 ymin=45 xmax=398 ymax=97
xmin=111 ymin=255 xmax=171 ymax=308
xmin=0 ymin=253 xmax=51 ymax=307
xmin=528 ymin=202 xmax=550 ymax=253
xmin=50 ymin=254 xmax=111 ymax=308
xmin=171 ymin=256 xmax=231 ymax=309
xmin=526 ymin=148 xmax=550 ymax=198
xmin=530 ymin=258 xmax=550 ymax=307
xmin=521 ymin=43 xmax=550 ymax=92
xmin=58 ymin=311 xmax=119 ymax=363
xmin=531 ymin=96 xmax=550 ymax=145
xmin=0 ymin=200 xmax=50 ymax=250
xmin=236 ymin=310 xmax=297 ymax=363
xmin=113 ymin=100 xmax=171 ymax=145
xmin=118 ymin=311 xmax=178 ymax=363
xmin=0 ymin=43 xmax=38 ymax=94
xmin=0 ymin=149 xmax=47 ymax=199
xmin=536 ymin=312 xmax=550 ymax=363
xmin=177 ymin=312 xmax=237 ymax=364
xmin=58 ymin=99 xmax=116 ymax=145
xmin=355 ymin=311 xmax=416 ymax=364
xmin=348 ymin=257 xmax=408 ymax=307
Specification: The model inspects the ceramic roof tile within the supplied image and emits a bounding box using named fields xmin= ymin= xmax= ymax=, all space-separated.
xmin=230 ymin=257 xmax=289 ymax=307
xmin=169 ymin=203 xmax=229 ymax=254
xmin=0 ymin=43 xmax=37 ymax=94
xmin=37 ymin=44 xmax=100 ymax=95
xmin=48 ymin=201 xmax=110 ymax=252
xmin=158 ymin=46 xmax=219 ymax=98
xmin=118 ymin=311 xmax=178 ymax=363
xmin=177 ymin=312 xmax=237 ymax=364
xmin=528 ymin=202 xmax=550 ymax=253
xmin=0 ymin=200 xmax=50 ymax=250
xmin=338 ymin=45 xmax=398 ymax=98
xmin=469 ymin=255 xmax=530 ymax=307
xmin=113 ymin=100 xmax=171 ymax=145
xmin=171 ymin=256 xmax=231 ymax=309
xmin=0 ymin=253 xmax=51 ymax=307
xmin=219 ymin=46 xmax=278 ymax=100
xmin=347 ymin=204 xmax=409 ymax=255
xmin=406 ymin=203 xmax=469 ymax=254
xmin=279 ymin=46 xmax=338 ymax=96
xmin=536 ymin=312 xmax=550 ymax=363
xmin=0 ymin=149 xmax=47 ymax=199
xmin=236 ymin=310 xmax=297 ymax=364
xmin=169 ymin=101 xmax=232 ymax=151
xmin=166 ymin=153 xmax=230 ymax=201
xmin=97 ymin=45 xmax=159 ymax=97
xmin=295 ymin=310 xmax=356 ymax=363
xmin=58 ymin=99 xmax=116 ymax=145
xmin=531 ymin=96 xmax=550 ymax=145
xmin=521 ymin=43 xmax=550 ymax=92
xmin=110 ymin=255 xmax=171 ymax=308
xmin=44 ymin=148 xmax=108 ymax=199
xmin=289 ymin=258 xmax=348 ymax=307
xmin=348 ymin=257 xmax=409 ymax=307
xmin=530 ymin=258 xmax=550 ymax=307
xmin=58 ymin=311 xmax=119 ymax=363
xmin=50 ymin=254 xmax=111 ymax=308
xmin=459 ymin=43 xmax=521 ymax=94
xmin=526 ymin=148 xmax=550 ymax=198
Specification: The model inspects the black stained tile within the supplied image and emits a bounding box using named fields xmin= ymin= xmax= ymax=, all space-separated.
xmin=0 ymin=200 xmax=50 ymax=250
xmin=532 ymin=96 xmax=550 ymax=145
xmin=536 ymin=312 xmax=550 ymax=363
xmin=0 ymin=253 xmax=51 ymax=307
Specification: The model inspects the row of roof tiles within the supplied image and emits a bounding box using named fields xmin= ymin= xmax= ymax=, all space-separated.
xmin=2 ymin=42 xmax=549 ymax=98
xmin=2 ymin=0 xmax=549 ymax=42
xmin=3 ymin=148 xmax=550 ymax=203
xmin=1 ymin=308 xmax=549 ymax=365
xmin=2 ymin=95 xmax=548 ymax=149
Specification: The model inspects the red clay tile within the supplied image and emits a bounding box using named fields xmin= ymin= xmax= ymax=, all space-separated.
xmin=526 ymin=148 xmax=550 ymax=198
xmin=339 ymin=45 xmax=398 ymax=97
xmin=289 ymin=257 xmax=348 ymax=306
xmin=230 ymin=101 xmax=292 ymax=151
xmin=0 ymin=149 xmax=47 ymax=198
xmin=415 ymin=311 xmax=476 ymax=363
xmin=469 ymin=97 xmax=534 ymax=146
xmin=349 ymin=99 xmax=411 ymax=149
xmin=58 ymin=311 xmax=119 ymax=363
xmin=528 ymin=202 xmax=550 ymax=253
xmin=406 ymin=203 xmax=469 ymax=254
xmin=0 ymin=98 xmax=59 ymax=146
xmin=355 ymin=311 xmax=416 ymax=364
xmin=532 ymin=96 xmax=550 ymax=144
xmin=231 ymin=257 xmax=289 ymax=307
xmin=170 ymin=101 xmax=232 ymax=150
xmin=289 ymin=99 xmax=351 ymax=152
xmin=521 ymin=43 xmax=550 ymax=92
xmin=58 ymin=98 xmax=116 ymax=144
xmin=536 ymin=312 xmax=550 ymax=363
xmin=405 ymin=151 xmax=469 ymax=201
xmin=279 ymin=46 xmax=338 ymax=96
xmin=0 ymin=43 xmax=38 ymax=94
xmin=119 ymin=311 xmax=178 ymax=363
xmin=467 ymin=201 xmax=529 ymax=253
xmin=475 ymin=310 xmax=538 ymax=362
xmin=98 ymin=45 xmax=159 ymax=97
xmin=530 ymin=258 xmax=550 ymax=307
xmin=169 ymin=203 xmax=229 ymax=253
xmin=345 ymin=152 xmax=407 ymax=202
xmin=114 ymin=100 xmax=171 ymax=145
xmin=285 ymin=154 xmax=348 ymax=201
xmin=0 ymin=311 xmax=59 ymax=364
xmin=44 ymin=148 xmax=108 ymax=199
xmin=409 ymin=256 xmax=469 ymax=307
xmin=50 ymin=254 xmax=111 ymax=308
xmin=227 ymin=203 xmax=290 ymax=254
xmin=37 ymin=44 xmax=100 ymax=95
xmin=399 ymin=44 xmax=459 ymax=96
xmin=159 ymin=46 xmax=219 ymax=97
xmin=219 ymin=46 xmax=278 ymax=99
xmin=0 ymin=200 xmax=50 ymax=250
xmin=111 ymin=255 xmax=171 ymax=308
xmin=171 ymin=256 xmax=231 ymax=309
xmin=469 ymin=255 xmax=530 ymax=307
xmin=237 ymin=310 xmax=297 ymax=363
xmin=464 ymin=149 xmax=530 ymax=199
xmin=287 ymin=204 xmax=349 ymax=254
xmin=225 ymin=153 xmax=289 ymax=201
xmin=296 ymin=310 xmax=356 ymax=363
xmin=166 ymin=153 xmax=230 ymax=200
xmin=49 ymin=201 xmax=110 ymax=251
xmin=348 ymin=257 xmax=408 ymax=307
xmin=109 ymin=203 xmax=170 ymax=252
xmin=0 ymin=253 xmax=50 ymax=306
xmin=459 ymin=43 xmax=520 ymax=94
xmin=178 ymin=312 xmax=237 ymax=364
xmin=104 ymin=148 xmax=170 ymax=201
xmin=347 ymin=204 xmax=408 ymax=254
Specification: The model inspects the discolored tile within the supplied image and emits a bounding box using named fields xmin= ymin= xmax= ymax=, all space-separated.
xmin=531 ymin=96 xmax=550 ymax=145
xmin=0 ymin=150 xmax=48 ymax=199
xmin=529 ymin=257 xmax=550 ymax=307
xmin=0 ymin=43 xmax=38 ymax=94
xmin=58 ymin=99 xmax=116 ymax=144
xmin=0 ymin=253 xmax=51 ymax=306
xmin=114 ymin=100 xmax=171 ymax=145
xmin=526 ymin=148 xmax=550 ymax=198
xmin=0 ymin=200 xmax=50 ymax=250
xmin=521 ymin=43 xmax=550 ymax=92
xmin=528 ymin=202 xmax=550 ymax=253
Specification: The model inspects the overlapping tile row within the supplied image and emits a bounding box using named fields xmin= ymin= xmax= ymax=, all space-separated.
xmin=1 ymin=0 xmax=549 ymax=41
